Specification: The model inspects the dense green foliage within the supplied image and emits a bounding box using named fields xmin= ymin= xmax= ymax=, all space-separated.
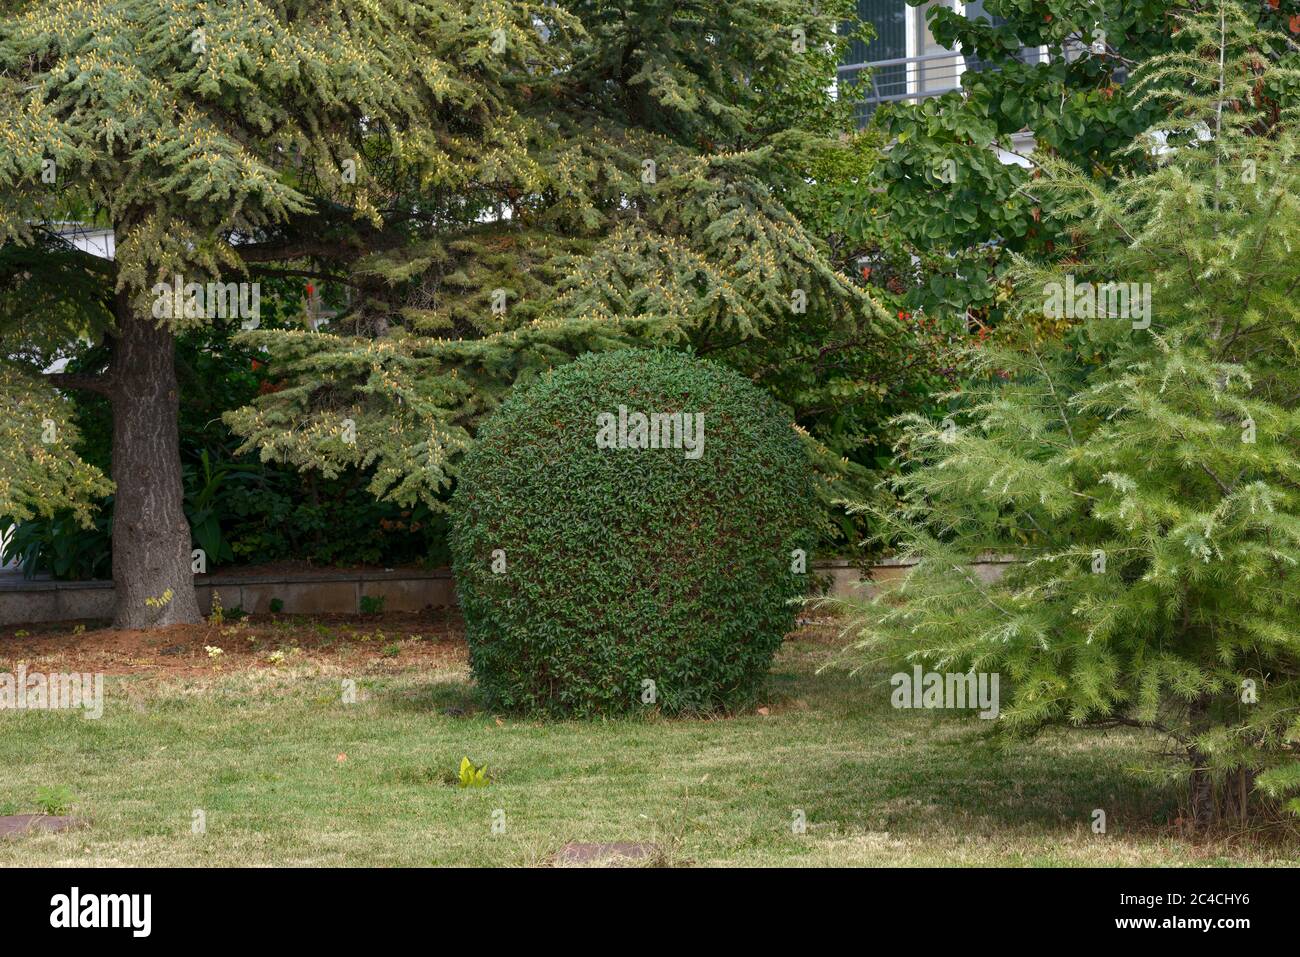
xmin=222 ymin=0 xmax=923 ymax=557
xmin=844 ymin=2 xmax=1300 ymax=826
xmin=451 ymin=350 xmax=817 ymax=717
xmin=784 ymin=126 xmax=976 ymax=547
xmin=1 ymin=0 xmax=544 ymax=489
xmin=1 ymin=0 xmax=940 ymax=597
xmin=3 ymin=305 xmax=450 ymax=577
xmin=869 ymin=0 xmax=1300 ymax=332
xmin=1 ymin=0 xmax=559 ymax=624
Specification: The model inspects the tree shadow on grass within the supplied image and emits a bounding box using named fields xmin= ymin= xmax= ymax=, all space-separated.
xmin=767 ymin=649 xmax=1182 ymax=841
xmin=381 ymin=679 xmax=481 ymax=716
xmin=800 ymin=721 xmax=1180 ymax=842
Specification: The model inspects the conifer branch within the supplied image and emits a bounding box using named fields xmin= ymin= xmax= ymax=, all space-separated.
xmin=42 ymin=372 xmax=113 ymax=396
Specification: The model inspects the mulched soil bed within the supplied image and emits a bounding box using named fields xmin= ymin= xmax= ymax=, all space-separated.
xmin=0 ymin=612 xmax=841 ymax=681
xmin=0 ymin=610 xmax=467 ymax=677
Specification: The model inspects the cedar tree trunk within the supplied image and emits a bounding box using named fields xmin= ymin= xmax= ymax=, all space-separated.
xmin=108 ymin=297 xmax=202 ymax=628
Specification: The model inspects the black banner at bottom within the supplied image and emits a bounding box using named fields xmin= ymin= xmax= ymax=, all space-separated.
xmin=0 ymin=866 xmax=1279 ymax=942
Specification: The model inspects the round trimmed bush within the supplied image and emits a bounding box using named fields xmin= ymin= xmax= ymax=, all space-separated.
xmin=450 ymin=348 xmax=817 ymax=718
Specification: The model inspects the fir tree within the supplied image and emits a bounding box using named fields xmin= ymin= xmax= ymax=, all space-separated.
xmin=842 ymin=1 xmax=1300 ymax=828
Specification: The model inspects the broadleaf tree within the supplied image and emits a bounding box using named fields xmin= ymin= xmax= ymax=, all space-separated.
xmin=869 ymin=0 xmax=1300 ymax=333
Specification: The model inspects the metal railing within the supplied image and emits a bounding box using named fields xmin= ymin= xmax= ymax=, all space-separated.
xmin=838 ymin=46 xmax=1046 ymax=122
xmin=838 ymin=51 xmax=967 ymax=108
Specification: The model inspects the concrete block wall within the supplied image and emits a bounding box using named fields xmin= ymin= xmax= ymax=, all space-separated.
xmin=0 ymin=559 xmax=1013 ymax=627
xmin=1 ymin=569 xmax=455 ymax=627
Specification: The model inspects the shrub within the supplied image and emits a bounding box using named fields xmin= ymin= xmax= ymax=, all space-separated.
xmin=450 ymin=349 xmax=817 ymax=717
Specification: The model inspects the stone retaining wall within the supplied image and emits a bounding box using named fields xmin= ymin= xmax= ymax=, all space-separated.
xmin=0 ymin=558 xmax=1015 ymax=626
xmin=0 ymin=568 xmax=455 ymax=626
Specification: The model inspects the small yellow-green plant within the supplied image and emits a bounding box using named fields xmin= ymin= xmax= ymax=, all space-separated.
xmin=35 ymin=785 xmax=73 ymax=816
xmin=458 ymin=757 xmax=489 ymax=788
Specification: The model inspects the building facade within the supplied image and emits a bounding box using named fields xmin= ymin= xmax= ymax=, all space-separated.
xmin=838 ymin=0 xmax=1045 ymax=124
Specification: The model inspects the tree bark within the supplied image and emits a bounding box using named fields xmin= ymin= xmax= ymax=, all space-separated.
xmin=108 ymin=296 xmax=202 ymax=628
xmin=1186 ymin=695 xmax=1216 ymax=832
xmin=1187 ymin=747 xmax=1216 ymax=832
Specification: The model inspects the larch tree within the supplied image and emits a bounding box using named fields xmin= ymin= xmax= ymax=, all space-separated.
xmin=0 ymin=0 xmax=561 ymax=626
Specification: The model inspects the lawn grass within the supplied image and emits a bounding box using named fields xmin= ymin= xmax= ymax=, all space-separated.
xmin=0 ymin=620 xmax=1294 ymax=867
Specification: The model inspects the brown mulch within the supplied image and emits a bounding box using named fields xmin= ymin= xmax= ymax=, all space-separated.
xmin=0 ymin=610 xmax=468 ymax=677
xmin=1 ymin=610 xmax=837 ymax=681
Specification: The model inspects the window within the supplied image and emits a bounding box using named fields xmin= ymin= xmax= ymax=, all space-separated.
xmin=838 ymin=0 xmax=1047 ymax=120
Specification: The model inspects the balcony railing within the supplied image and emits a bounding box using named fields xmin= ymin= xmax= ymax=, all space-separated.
xmin=838 ymin=51 xmax=966 ymax=109
xmin=839 ymin=51 xmax=971 ymax=125
xmin=838 ymin=46 xmax=1046 ymax=123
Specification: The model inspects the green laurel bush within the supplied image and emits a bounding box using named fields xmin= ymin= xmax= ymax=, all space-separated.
xmin=450 ymin=349 xmax=817 ymax=717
